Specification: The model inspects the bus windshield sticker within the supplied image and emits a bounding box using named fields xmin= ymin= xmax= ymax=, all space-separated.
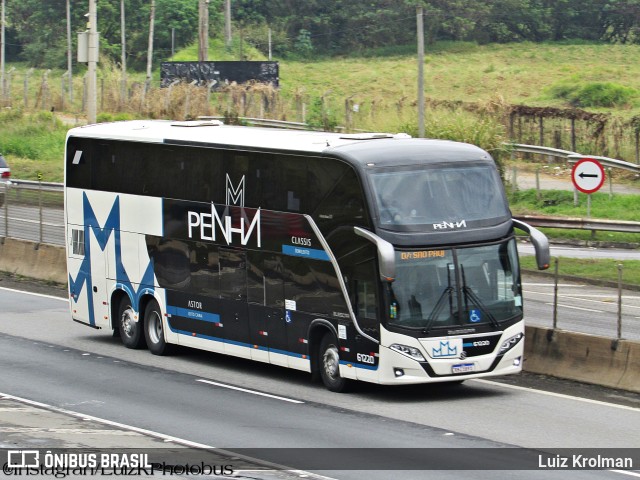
xmin=72 ymin=150 xmax=83 ymax=165
xmin=338 ymin=324 xmax=347 ymax=340
xmin=285 ymin=299 xmax=297 ymax=311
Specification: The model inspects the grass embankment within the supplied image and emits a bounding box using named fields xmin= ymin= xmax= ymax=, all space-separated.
xmin=281 ymin=41 xmax=640 ymax=117
xmin=0 ymin=111 xmax=66 ymax=182
xmin=520 ymin=256 xmax=640 ymax=287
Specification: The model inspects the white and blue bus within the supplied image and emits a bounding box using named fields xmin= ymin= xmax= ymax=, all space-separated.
xmin=64 ymin=120 xmax=550 ymax=391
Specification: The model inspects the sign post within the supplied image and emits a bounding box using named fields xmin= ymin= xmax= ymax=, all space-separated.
xmin=571 ymin=158 xmax=605 ymax=218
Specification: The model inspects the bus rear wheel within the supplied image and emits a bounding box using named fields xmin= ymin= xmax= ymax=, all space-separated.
xmin=144 ymin=299 xmax=171 ymax=356
xmin=319 ymin=332 xmax=350 ymax=393
xmin=118 ymin=296 xmax=145 ymax=349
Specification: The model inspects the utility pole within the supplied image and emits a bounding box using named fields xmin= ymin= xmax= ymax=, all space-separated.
xmin=120 ymin=0 xmax=127 ymax=103
xmin=416 ymin=6 xmax=425 ymax=138
xmin=66 ymin=0 xmax=73 ymax=103
xmin=145 ymin=0 xmax=155 ymax=94
xmin=1 ymin=0 xmax=5 ymax=101
xmin=198 ymin=0 xmax=209 ymax=62
xmin=225 ymin=0 xmax=232 ymax=46
xmin=87 ymin=0 xmax=98 ymax=123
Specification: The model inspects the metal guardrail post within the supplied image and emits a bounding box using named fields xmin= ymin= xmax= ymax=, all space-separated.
xmin=38 ymin=176 xmax=43 ymax=245
xmin=2 ymin=182 xmax=7 ymax=242
xmin=552 ymin=257 xmax=559 ymax=331
xmin=617 ymin=264 xmax=623 ymax=341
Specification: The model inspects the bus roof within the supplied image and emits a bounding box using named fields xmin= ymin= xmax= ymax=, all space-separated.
xmin=66 ymin=120 xmax=491 ymax=165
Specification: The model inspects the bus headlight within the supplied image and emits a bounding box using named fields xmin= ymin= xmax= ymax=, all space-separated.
xmin=390 ymin=344 xmax=426 ymax=362
xmin=498 ymin=333 xmax=523 ymax=355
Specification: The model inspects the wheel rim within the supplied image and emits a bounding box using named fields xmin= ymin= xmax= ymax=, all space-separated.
xmin=120 ymin=306 xmax=136 ymax=338
xmin=323 ymin=344 xmax=340 ymax=380
xmin=147 ymin=310 xmax=163 ymax=345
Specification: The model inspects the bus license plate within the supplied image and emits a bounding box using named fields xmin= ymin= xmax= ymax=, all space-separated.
xmin=452 ymin=363 xmax=475 ymax=374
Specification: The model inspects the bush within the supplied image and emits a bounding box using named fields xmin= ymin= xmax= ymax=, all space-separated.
xmin=549 ymin=81 xmax=637 ymax=107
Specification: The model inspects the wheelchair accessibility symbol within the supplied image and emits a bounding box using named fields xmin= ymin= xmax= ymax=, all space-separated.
xmin=469 ymin=309 xmax=481 ymax=323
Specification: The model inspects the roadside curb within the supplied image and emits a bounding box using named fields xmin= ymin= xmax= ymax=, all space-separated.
xmin=0 ymin=238 xmax=67 ymax=285
xmin=524 ymin=326 xmax=640 ymax=394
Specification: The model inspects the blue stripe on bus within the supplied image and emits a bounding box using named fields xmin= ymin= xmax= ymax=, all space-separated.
xmin=168 ymin=321 xmax=374 ymax=370
xmin=340 ymin=360 xmax=379 ymax=371
xmin=282 ymin=244 xmax=330 ymax=261
xmin=167 ymin=327 xmax=314 ymax=362
xmin=166 ymin=305 xmax=221 ymax=324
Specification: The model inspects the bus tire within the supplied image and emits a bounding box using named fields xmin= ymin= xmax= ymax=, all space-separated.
xmin=319 ymin=332 xmax=350 ymax=393
xmin=144 ymin=299 xmax=171 ymax=356
xmin=118 ymin=296 xmax=145 ymax=349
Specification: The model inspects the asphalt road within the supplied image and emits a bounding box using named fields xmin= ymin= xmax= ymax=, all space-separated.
xmin=522 ymin=276 xmax=640 ymax=340
xmin=0 ymin=284 xmax=638 ymax=479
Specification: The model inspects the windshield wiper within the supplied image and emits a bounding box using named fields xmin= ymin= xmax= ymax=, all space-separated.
xmin=460 ymin=266 xmax=500 ymax=328
xmin=422 ymin=286 xmax=454 ymax=334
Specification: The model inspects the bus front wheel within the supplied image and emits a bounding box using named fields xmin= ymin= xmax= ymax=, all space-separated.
xmin=118 ymin=296 xmax=145 ymax=349
xmin=319 ymin=332 xmax=350 ymax=393
xmin=144 ymin=299 xmax=171 ymax=356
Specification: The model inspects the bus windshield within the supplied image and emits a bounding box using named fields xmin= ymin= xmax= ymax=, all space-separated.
xmin=388 ymin=239 xmax=522 ymax=331
xmin=369 ymin=163 xmax=509 ymax=228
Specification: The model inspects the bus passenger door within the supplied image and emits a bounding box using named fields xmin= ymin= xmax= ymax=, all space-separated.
xmin=219 ymin=248 xmax=250 ymax=359
xmin=347 ymin=257 xmax=382 ymax=380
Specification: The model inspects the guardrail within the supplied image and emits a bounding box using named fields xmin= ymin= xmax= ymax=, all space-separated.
xmin=0 ymin=180 xmax=64 ymax=246
xmin=506 ymin=143 xmax=640 ymax=174
xmin=514 ymin=215 xmax=640 ymax=234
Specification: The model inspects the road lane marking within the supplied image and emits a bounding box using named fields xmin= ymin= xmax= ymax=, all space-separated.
xmin=0 ymin=391 xmax=213 ymax=449
xmin=611 ymin=471 xmax=640 ymax=478
xmin=0 ymin=286 xmax=68 ymax=302
xmin=544 ymin=302 xmax=603 ymax=313
xmin=471 ymin=380 xmax=640 ymax=412
xmin=0 ymin=391 xmax=333 ymax=480
xmin=196 ymin=378 xmax=304 ymax=404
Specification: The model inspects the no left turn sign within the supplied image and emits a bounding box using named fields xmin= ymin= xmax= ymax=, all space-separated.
xmin=571 ymin=158 xmax=605 ymax=194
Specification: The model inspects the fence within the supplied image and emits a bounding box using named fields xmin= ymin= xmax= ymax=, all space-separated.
xmin=527 ymin=257 xmax=638 ymax=343
xmin=0 ymin=180 xmax=64 ymax=246
xmin=5 ymin=67 xmax=640 ymax=164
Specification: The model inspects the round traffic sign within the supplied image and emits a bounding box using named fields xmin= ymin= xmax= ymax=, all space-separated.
xmin=571 ymin=158 xmax=605 ymax=194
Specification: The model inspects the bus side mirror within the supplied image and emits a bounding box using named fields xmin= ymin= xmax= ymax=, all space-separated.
xmin=512 ymin=219 xmax=551 ymax=270
xmin=354 ymin=227 xmax=396 ymax=282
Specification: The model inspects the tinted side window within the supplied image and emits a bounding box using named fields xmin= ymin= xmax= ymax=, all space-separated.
xmin=247 ymin=251 xmax=284 ymax=307
xmin=283 ymin=257 xmax=347 ymax=317
xmin=313 ymin=167 xmax=369 ymax=232
xmin=146 ymin=237 xmax=220 ymax=296
xmin=66 ymin=137 xmax=92 ymax=189
xmin=219 ymin=248 xmax=247 ymax=301
xmin=189 ymin=242 xmax=220 ymax=297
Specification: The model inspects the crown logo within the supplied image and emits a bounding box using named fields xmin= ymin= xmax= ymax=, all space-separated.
xmin=432 ymin=341 xmax=457 ymax=358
